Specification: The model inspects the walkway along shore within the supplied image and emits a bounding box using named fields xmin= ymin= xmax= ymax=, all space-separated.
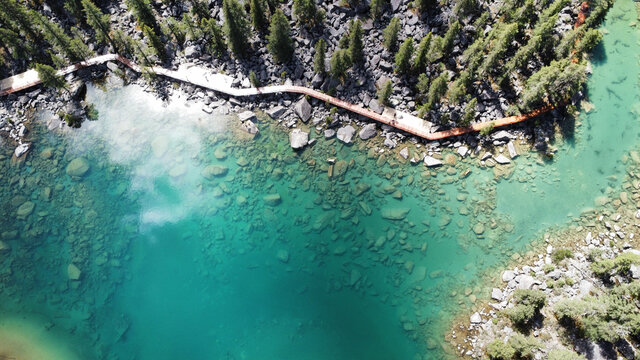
xmin=0 ymin=54 xmax=552 ymax=141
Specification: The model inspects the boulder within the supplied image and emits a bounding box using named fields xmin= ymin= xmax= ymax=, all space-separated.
xmin=516 ymin=275 xmax=534 ymax=289
xmin=242 ymin=120 xmax=259 ymax=134
xmin=294 ymin=97 xmax=312 ymax=123
xmin=184 ymin=45 xmax=199 ymax=58
xmin=267 ymin=105 xmax=286 ymax=118
xmin=470 ymin=312 xmax=482 ymax=324
xmin=631 ymin=264 xmax=640 ymax=279
xmin=276 ymin=249 xmax=289 ymax=263
xmin=494 ymin=154 xmax=511 ymax=164
xmin=324 ymin=129 xmax=336 ymax=138
xmin=381 ymin=208 xmax=410 ymax=220
xmin=492 ymin=130 xmax=514 ymax=141
xmin=507 ymin=141 xmax=518 ymax=158
xmin=16 ymin=201 xmax=35 ymax=217
xmin=369 ymin=99 xmax=384 ymax=114
xmin=424 ymin=156 xmax=442 ymax=167
xmin=337 ymin=125 xmax=356 ymax=144
xmin=238 ymin=110 xmax=257 ymax=122
xmin=0 ymin=240 xmax=9 ymax=253
xmin=263 ymin=193 xmax=282 ymax=206
xmin=457 ymin=146 xmax=468 ymax=158
xmin=359 ymin=123 xmax=377 ymax=140
xmin=491 ymin=288 xmax=504 ymax=301
xmin=290 ymin=129 xmax=309 ymax=149
xmin=201 ymin=165 xmax=228 ymax=179
xmin=66 ymin=157 xmax=90 ymax=178
xmin=399 ymin=147 xmax=409 ymax=160
xmin=502 ymin=270 xmax=515 ymax=282
xmin=14 ymin=143 xmax=30 ymax=158
xmin=67 ymin=264 xmax=81 ymax=280
xmin=69 ymin=81 xmax=87 ymax=101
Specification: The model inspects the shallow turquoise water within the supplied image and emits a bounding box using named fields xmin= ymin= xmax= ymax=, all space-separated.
xmin=0 ymin=2 xmax=637 ymax=359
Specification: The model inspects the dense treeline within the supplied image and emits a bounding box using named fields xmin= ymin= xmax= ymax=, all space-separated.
xmin=0 ymin=0 xmax=613 ymax=128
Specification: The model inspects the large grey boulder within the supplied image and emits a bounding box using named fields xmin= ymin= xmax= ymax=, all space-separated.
xmin=359 ymin=124 xmax=377 ymax=140
xmin=369 ymin=99 xmax=384 ymax=114
xmin=14 ymin=143 xmax=30 ymax=158
xmin=294 ymin=97 xmax=312 ymax=123
xmin=289 ymin=129 xmax=309 ymax=149
xmin=337 ymin=125 xmax=356 ymax=144
xmin=242 ymin=120 xmax=259 ymax=135
xmin=238 ymin=110 xmax=256 ymax=122
xmin=267 ymin=105 xmax=286 ymax=118
xmin=494 ymin=154 xmax=511 ymax=164
xmin=184 ymin=45 xmax=199 ymax=58
xmin=424 ymin=156 xmax=442 ymax=167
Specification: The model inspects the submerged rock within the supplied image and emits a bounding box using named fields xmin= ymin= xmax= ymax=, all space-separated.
xmin=276 ymin=249 xmax=289 ymax=263
xmin=381 ymin=208 xmax=410 ymax=220
xmin=424 ymin=156 xmax=443 ymax=167
xmin=263 ymin=194 xmax=282 ymax=206
xmin=66 ymin=157 xmax=90 ymax=178
xmin=201 ymin=165 xmax=228 ymax=179
xmin=16 ymin=201 xmax=35 ymax=217
xmin=67 ymin=264 xmax=81 ymax=280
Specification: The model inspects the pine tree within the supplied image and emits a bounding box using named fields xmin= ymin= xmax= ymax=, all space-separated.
xmin=70 ymin=28 xmax=93 ymax=59
xmin=293 ymin=0 xmax=323 ymax=28
xmin=370 ymin=0 xmax=383 ymax=18
xmin=126 ymin=0 xmax=157 ymax=29
xmin=413 ymin=33 xmax=432 ymax=73
xmin=267 ymin=9 xmax=293 ymax=63
xmin=313 ymin=38 xmax=326 ymax=74
xmin=181 ymin=13 xmax=201 ymax=40
xmin=35 ymin=63 xmax=66 ymax=90
xmin=424 ymin=71 xmax=448 ymax=111
xmin=249 ymin=70 xmax=260 ymax=87
xmin=202 ymin=18 xmax=226 ymax=57
xmin=0 ymin=28 xmax=31 ymax=59
xmin=165 ymin=17 xmax=187 ymax=47
xmin=461 ymin=98 xmax=477 ymax=126
xmin=33 ymin=13 xmax=88 ymax=62
xmin=65 ymin=0 xmax=85 ymax=23
xmin=414 ymin=0 xmax=437 ymax=13
xmin=378 ymin=80 xmax=392 ymax=105
xmin=222 ymin=0 xmax=251 ymax=56
xmin=112 ymin=29 xmax=136 ymax=58
xmin=441 ymin=20 xmax=461 ymax=57
xmin=448 ymin=70 xmax=471 ymax=104
xmin=395 ymin=37 xmax=413 ymax=74
xmin=454 ymin=0 xmax=477 ymax=18
xmin=250 ymin=0 xmax=268 ymax=32
xmin=382 ymin=17 xmax=400 ymax=52
xmin=348 ymin=19 xmax=363 ymax=64
xmin=330 ymin=48 xmax=351 ymax=78
xmin=0 ymin=0 xmax=38 ymax=40
xmin=81 ymin=0 xmax=115 ymax=50
xmin=189 ymin=0 xmax=210 ymax=20
xmin=143 ymin=25 xmax=166 ymax=62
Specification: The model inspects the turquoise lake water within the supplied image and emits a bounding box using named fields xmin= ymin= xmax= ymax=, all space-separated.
xmin=0 ymin=1 xmax=638 ymax=359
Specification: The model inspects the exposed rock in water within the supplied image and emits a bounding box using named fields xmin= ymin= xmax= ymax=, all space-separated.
xmin=14 ymin=143 xmax=30 ymax=158
xmin=267 ymin=105 xmax=286 ymax=118
xmin=381 ymin=208 xmax=410 ymax=220
xmin=238 ymin=110 xmax=257 ymax=122
xmin=201 ymin=165 xmax=228 ymax=179
xmin=290 ymin=129 xmax=309 ymax=149
xmin=337 ymin=125 xmax=356 ymax=144
xmin=424 ymin=156 xmax=442 ymax=167
xmin=263 ymin=193 xmax=282 ymax=206
xmin=67 ymin=264 xmax=81 ymax=280
xmin=242 ymin=120 xmax=259 ymax=134
xmin=494 ymin=154 xmax=511 ymax=165
xmin=66 ymin=157 xmax=90 ymax=178
xmin=294 ymin=97 xmax=312 ymax=123
xmin=359 ymin=123 xmax=377 ymax=140
xmin=399 ymin=147 xmax=409 ymax=160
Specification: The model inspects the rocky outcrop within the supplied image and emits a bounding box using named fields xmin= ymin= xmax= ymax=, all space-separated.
xmin=290 ymin=129 xmax=309 ymax=149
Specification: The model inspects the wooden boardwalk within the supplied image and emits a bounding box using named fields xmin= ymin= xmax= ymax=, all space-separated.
xmin=0 ymin=54 xmax=550 ymax=140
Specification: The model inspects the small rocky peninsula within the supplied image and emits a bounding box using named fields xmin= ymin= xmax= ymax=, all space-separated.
xmin=451 ymin=148 xmax=640 ymax=359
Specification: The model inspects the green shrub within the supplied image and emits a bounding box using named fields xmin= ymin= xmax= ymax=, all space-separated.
xmin=460 ymin=98 xmax=477 ymax=126
xmin=590 ymin=259 xmax=615 ymax=278
xmin=543 ymin=264 xmax=555 ymax=273
xmin=587 ymin=248 xmax=604 ymax=262
xmin=378 ymin=80 xmax=393 ymax=106
xmin=504 ymin=289 xmax=546 ymax=326
xmin=249 ymin=71 xmax=260 ymax=87
xmin=613 ymin=252 xmax=640 ymax=274
xmin=348 ymin=19 xmax=364 ymax=64
xmin=479 ymin=123 xmax=494 ymax=136
xmin=548 ymin=349 xmax=586 ymax=360
xmin=293 ymin=0 xmax=324 ymax=28
xmin=486 ymin=340 xmax=515 ymax=360
xmin=508 ymin=333 xmax=540 ymax=358
xmin=222 ymin=0 xmax=251 ymax=56
xmin=552 ymin=249 xmax=573 ymax=263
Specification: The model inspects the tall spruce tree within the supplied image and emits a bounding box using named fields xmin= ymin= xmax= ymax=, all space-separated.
xmin=0 ymin=0 xmax=38 ymax=39
xmin=126 ymin=0 xmax=157 ymax=29
xmin=313 ymin=38 xmax=326 ymax=74
xmin=35 ymin=63 xmax=66 ymax=90
xmin=293 ymin=0 xmax=323 ymax=28
xmin=202 ymin=18 xmax=226 ymax=56
xmin=0 ymin=28 xmax=31 ymax=59
xmin=414 ymin=0 xmax=437 ymax=13
xmin=267 ymin=9 xmax=293 ymax=63
xmin=250 ymin=0 xmax=268 ymax=32
xmin=413 ymin=33 xmax=432 ymax=73
xmin=32 ymin=12 xmax=88 ymax=62
xmin=395 ymin=37 xmax=413 ymax=74
xmin=189 ymin=0 xmax=210 ymax=20
xmin=370 ymin=0 xmax=383 ymax=18
xmin=330 ymin=48 xmax=351 ymax=78
xmin=348 ymin=19 xmax=363 ymax=64
xmin=222 ymin=0 xmax=250 ymax=56
xmin=143 ymin=25 xmax=166 ymax=62
xmin=382 ymin=17 xmax=400 ymax=52
xmin=81 ymin=0 xmax=115 ymax=50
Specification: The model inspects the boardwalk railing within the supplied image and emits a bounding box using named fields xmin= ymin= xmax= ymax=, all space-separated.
xmin=0 ymin=54 xmax=551 ymax=141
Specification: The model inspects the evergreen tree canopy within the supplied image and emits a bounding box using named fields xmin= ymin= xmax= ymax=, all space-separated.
xmin=267 ymin=9 xmax=293 ymax=63
xmin=81 ymin=0 xmax=114 ymax=50
xmin=222 ymin=0 xmax=251 ymax=56
xmin=126 ymin=0 xmax=157 ymax=29
xmin=313 ymin=38 xmax=326 ymax=74
xmin=413 ymin=33 xmax=432 ymax=74
xmin=521 ymin=59 xmax=586 ymax=111
xmin=330 ymin=48 xmax=351 ymax=78
xmin=250 ymin=0 xmax=268 ymax=32
xmin=348 ymin=19 xmax=363 ymax=64
xmin=383 ymin=17 xmax=400 ymax=52
xmin=35 ymin=63 xmax=66 ymax=90
xmin=394 ymin=37 xmax=413 ymax=74
xmin=293 ymin=0 xmax=323 ymax=28
xmin=143 ymin=25 xmax=166 ymax=62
